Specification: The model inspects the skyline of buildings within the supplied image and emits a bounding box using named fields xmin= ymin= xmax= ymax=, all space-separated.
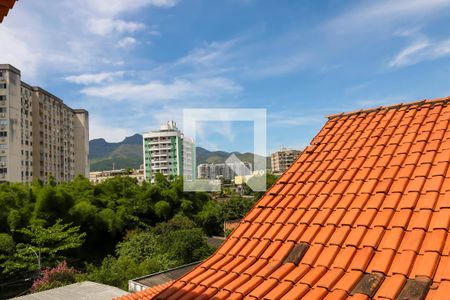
xmin=0 ymin=64 xmax=89 ymax=183
xmin=197 ymin=161 xmax=253 ymax=181
xmin=0 ymin=64 xmax=301 ymax=185
xmin=143 ymin=121 xmax=196 ymax=182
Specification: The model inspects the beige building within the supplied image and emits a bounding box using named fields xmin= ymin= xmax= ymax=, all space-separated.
xmin=0 ymin=64 xmax=89 ymax=183
xmin=271 ymin=148 xmax=300 ymax=174
xmin=89 ymin=168 xmax=145 ymax=185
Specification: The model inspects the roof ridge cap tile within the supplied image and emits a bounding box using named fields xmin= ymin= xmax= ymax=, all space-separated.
xmin=326 ymin=96 xmax=450 ymax=119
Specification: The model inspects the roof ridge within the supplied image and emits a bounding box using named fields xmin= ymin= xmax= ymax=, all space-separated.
xmin=326 ymin=95 xmax=450 ymax=119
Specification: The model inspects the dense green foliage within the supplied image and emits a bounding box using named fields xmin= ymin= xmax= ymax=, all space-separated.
xmin=2 ymin=220 xmax=85 ymax=275
xmin=0 ymin=173 xmax=275 ymax=292
xmin=80 ymin=216 xmax=213 ymax=289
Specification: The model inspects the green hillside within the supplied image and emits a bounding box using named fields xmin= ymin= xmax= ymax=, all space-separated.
xmin=89 ymin=135 xmax=143 ymax=171
xmin=196 ymin=147 xmax=271 ymax=167
xmin=89 ymin=134 xmax=271 ymax=171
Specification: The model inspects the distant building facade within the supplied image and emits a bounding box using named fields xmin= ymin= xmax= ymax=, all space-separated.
xmin=143 ymin=121 xmax=196 ymax=182
xmin=89 ymin=168 xmax=145 ymax=184
xmin=0 ymin=64 xmax=89 ymax=183
xmin=271 ymin=148 xmax=300 ymax=174
xmin=197 ymin=161 xmax=252 ymax=180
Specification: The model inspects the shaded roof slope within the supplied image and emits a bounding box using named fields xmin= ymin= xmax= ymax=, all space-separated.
xmin=123 ymin=97 xmax=450 ymax=299
xmin=0 ymin=0 xmax=16 ymax=23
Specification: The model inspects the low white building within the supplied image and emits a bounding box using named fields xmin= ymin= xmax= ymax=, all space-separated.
xmin=89 ymin=168 xmax=145 ymax=184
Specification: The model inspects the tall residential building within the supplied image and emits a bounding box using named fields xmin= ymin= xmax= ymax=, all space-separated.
xmin=197 ymin=162 xmax=252 ymax=180
xmin=271 ymin=147 xmax=300 ymax=174
xmin=0 ymin=64 xmax=89 ymax=183
xmin=143 ymin=121 xmax=195 ymax=182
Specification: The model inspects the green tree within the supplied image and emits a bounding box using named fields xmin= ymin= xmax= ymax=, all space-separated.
xmin=153 ymin=214 xmax=196 ymax=235
xmin=159 ymin=228 xmax=213 ymax=264
xmin=154 ymin=200 xmax=171 ymax=220
xmin=2 ymin=220 xmax=86 ymax=274
xmin=33 ymin=186 xmax=74 ymax=225
xmin=0 ymin=183 xmax=33 ymax=232
xmin=220 ymin=196 xmax=255 ymax=221
xmin=81 ymin=255 xmax=170 ymax=290
xmin=0 ymin=233 xmax=14 ymax=255
xmin=196 ymin=200 xmax=221 ymax=236
xmin=115 ymin=231 xmax=160 ymax=261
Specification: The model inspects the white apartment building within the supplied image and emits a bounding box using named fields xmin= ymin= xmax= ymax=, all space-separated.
xmin=143 ymin=121 xmax=195 ymax=182
xmin=197 ymin=161 xmax=252 ymax=180
xmin=271 ymin=147 xmax=300 ymax=174
xmin=0 ymin=64 xmax=89 ymax=183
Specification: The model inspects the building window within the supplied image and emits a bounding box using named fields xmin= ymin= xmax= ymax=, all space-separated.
xmin=0 ymin=131 xmax=6 ymax=137
xmin=0 ymin=84 xmax=6 ymax=89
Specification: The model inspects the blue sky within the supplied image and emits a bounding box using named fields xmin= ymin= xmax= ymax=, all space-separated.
xmin=2 ymin=0 xmax=450 ymax=153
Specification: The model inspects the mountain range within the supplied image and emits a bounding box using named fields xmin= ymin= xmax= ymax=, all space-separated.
xmin=89 ymin=134 xmax=270 ymax=172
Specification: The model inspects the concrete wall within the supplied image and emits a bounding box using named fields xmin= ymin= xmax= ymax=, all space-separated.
xmin=3 ymin=66 xmax=21 ymax=182
xmin=74 ymin=110 xmax=89 ymax=177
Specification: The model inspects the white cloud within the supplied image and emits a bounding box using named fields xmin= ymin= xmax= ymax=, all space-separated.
xmin=81 ymin=77 xmax=242 ymax=101
xmin=75 ymin=0 xmax=178 ymax=36
xmin=177 ymin=38 xmax=241 ymax=67
xmin=327 ymin=0 xmax=450 ymax=34
xmin=388 ymin=40 xmax=430 ymax=67
xmin=65 ymin=71 xmax=125 ymax=85
xmin=0 ymin=27 xmax=41 ymax=78
xmin=173 ymin=34 xmax=311 ymax=79
xmin=117 ymin=37 xmax=138 ymax=49
xmin=388 ymin=38 xmax=450 ymax=67
xmin=78 ymin=0 xmax=178 ymax=17
xmin=88 ymin=19 xmax=145 ymax=36
xmin=0 ymin=0 xmax=179 ymax=82
xmin=242 ymin=53 xmax=307 ymax=78
xmin=89 ymin=118 xmax=134 ymax=142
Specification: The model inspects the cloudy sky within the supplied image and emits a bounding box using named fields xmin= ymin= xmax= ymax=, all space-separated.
xmin=2 ymin=0 xmax=450 ymax=153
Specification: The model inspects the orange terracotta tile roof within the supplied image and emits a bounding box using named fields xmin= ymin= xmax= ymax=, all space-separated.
xmin=0 ymin=0 xmax=16 ymax=23
xmin=121 ymin=96 xmax=450 ymax=299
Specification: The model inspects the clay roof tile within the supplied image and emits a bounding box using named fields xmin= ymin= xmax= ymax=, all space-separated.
xmin=120 ymin=97 xmax=450 ymax=300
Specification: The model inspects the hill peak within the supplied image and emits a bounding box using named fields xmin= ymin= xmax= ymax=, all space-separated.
xmin=122 ymin=133 xmax=143 ymax=145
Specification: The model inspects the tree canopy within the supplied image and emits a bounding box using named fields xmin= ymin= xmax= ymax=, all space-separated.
xmin=0 ymin=173 xmax=269 ymax=294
